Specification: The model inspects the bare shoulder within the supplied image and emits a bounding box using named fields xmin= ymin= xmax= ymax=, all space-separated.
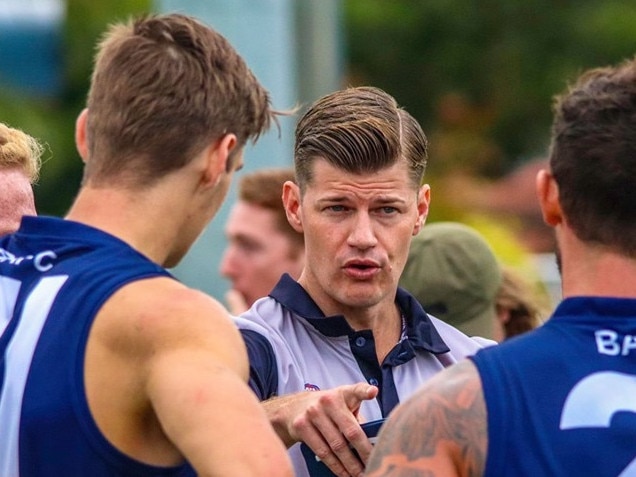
xmin=92 ymin=276 xmax=247 ymax=375
xmin=366 ymin=359 xmax=486 ymax=477
xmin=84 ymin=278 xmax=287 ymax=471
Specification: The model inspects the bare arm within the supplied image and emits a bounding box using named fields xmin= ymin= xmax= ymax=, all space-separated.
xmin=86 ymin=278 xmax=293 ymax=477
xmin=264 ymin=383 xmax=378 ymax=477
xmin=365 ymin=360 xmax=487 ymax=477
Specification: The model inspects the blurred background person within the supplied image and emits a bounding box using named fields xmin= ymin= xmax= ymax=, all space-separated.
xmin=400 ymin=221 xmax=548 ymax=342
xmin=220 ymin=167 xmax=305 ymax=314
xmin=0 ymin=121 xmax=42 ymax=235
xmin=399 ymin=221 xmax=503 ymax=341
xmin=496 ymin=265 xmax=547 ymax=339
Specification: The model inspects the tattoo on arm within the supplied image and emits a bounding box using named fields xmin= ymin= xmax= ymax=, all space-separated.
xmin=365 ymin=360 xmax=487 ymax=477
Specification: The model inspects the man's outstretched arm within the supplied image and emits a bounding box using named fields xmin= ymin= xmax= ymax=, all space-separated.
xmin=365 ymin=360 xmax=487 ymax=477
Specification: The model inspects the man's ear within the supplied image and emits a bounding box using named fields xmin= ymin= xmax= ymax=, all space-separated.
xmin=203 ymin=133 xmax=237 ymax=187
xmin=413 ymin=184 xmax=431 ymax=235
xmin=75 ymin=109 xmax=89 ymax=163
xmin=536 ymin=169 xmax=562 ymax=226
xmin=282 ymin=180 xmax=304 ymax=233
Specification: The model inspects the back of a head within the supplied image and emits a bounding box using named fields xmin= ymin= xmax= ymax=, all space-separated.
xmin=238 ymin=167 xmax=303 ymax=249
xmin=293 ymin=86 xmax=428 ymax=191
xmin=0 ymin=123 xmax=42 ymax=235
xmin=400 ymin=222 xmax=502 ymax=339
xmin=85 ymin=13 xmax=274 ymax=187
xmin=550 ymin=55 xmax=636 ymax=257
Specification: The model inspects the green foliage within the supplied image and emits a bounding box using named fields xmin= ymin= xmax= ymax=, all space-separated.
xmin=345 ymin=0 xmax=636 ymax=265
xmin=344 ymin=0 xmax=636 ymax=177
xmin=4 ymin=1 xmax=635 ymax=219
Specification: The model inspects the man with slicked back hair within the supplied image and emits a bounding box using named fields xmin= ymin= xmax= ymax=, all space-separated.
xmin=235 ymin=86 xmax=494 ymax=477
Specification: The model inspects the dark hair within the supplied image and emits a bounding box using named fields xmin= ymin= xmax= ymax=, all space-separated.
xmin=85 ymin=13 xmax=275 ymax=186
xmin=238 ymin=168 xmax=304 ymax=251
xmin=550 ymin=56 xmax=636 ymax=257
xmin=293 ymin=86 xmax=427 ymax=192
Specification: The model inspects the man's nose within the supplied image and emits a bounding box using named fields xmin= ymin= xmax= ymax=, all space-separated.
xmin=347 ymin=212 xmax=377 ymax=249
xmin=219 ymin=247 xmax=237 ymax=278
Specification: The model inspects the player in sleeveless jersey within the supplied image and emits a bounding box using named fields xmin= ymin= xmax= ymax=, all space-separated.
xmin=0 ymin=13 xmax=292 ymax=477
xmin=366 ymin=54 xmax=636 ymax=477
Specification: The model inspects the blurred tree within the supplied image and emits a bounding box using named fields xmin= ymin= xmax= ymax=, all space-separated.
xmin=344 ymin=0 xmax=636 ymax=178
xmin=344 ymin=0 xmax=636 ymax=285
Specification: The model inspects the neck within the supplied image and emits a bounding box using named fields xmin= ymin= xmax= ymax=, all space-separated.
xmin=559 ymin=233 xmax=636 ymax=299
xmin=65 ymin=181 xmax=190 ymax=267
xmin=370 ymin=306 xmax=404 ymax=364
xmin=314 ymin=291 xmax=403 ymax=363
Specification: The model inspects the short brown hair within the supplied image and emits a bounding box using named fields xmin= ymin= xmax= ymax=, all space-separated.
xmin=238 ymin=168 xmax=304 ymax=251
xmin=550 ymin=56 xmax=636 ymax=257
xmin=85 ymin=13 xmax=274 ymax=186
xmin=294 ymin=86 xmax=427 ymax=192
xmin=0 ymin=122 xmax=43 ymax=183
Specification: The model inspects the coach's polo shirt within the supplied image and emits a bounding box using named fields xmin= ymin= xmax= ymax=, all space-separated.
xmin=237 ymin=273 xmax=490 ymax=413
xmin=235 ymin=274 xmax=492 ymax=476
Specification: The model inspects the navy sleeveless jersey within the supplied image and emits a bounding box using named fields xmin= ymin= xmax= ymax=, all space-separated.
xmin=0 ymin=216 xmax=192 ymax=476
xmin=471 ymin=297 xmax=636 ymax=477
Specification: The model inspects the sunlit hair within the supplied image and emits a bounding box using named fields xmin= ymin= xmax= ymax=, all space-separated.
xmin=238 ymin=167 xmax=304 ymax=251
xmin=0 ymin=122 xmax=43 ymax=183
xmin=549 ymin=55 xmax=636 ymax=257
xmin=294 ymin=86 xmax=427 ymax=192
xmin=85 ymin=13 xmax=275 ymax=187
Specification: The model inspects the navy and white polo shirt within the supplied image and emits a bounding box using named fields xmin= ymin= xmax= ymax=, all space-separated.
xmin=235 ymin=273 xmax=493 ymax=477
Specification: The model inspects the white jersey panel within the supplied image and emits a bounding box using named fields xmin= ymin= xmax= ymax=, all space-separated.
xmin=0 ymin=275 xmax=67 ymax=477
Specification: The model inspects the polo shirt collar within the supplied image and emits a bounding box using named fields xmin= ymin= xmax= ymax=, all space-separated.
xmin=269 ymin=274 xmax=450 ymax=354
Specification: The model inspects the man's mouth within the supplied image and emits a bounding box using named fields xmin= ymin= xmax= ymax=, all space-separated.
xmin=343 ymin=260 xmax=381 ymax=279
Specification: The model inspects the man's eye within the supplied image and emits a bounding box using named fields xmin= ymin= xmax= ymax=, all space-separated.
xmin=236 ymin=240 xmax=262 ymax=253
xmin=327 ymin=205 xmax=346 ymax=212
xmin=379 ymin=207 xmax=398 ymax=214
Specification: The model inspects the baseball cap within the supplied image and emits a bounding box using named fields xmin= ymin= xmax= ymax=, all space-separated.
xmin=399 ymin=222 xmax=502 ymax=339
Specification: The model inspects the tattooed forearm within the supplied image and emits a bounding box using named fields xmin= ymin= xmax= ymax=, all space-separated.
xmin=365 ymin=360 xmax=487 ymax=477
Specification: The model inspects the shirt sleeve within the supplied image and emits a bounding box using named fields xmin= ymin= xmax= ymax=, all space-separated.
xmin=240 ymin=328 xmax=279 ymax=401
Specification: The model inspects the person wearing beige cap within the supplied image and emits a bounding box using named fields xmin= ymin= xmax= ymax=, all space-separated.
xmin=399 ymin=221 xmax=503 ymax=341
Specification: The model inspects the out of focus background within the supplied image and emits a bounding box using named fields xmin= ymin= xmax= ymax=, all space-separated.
xmin=2 ymin=0 xmax=635 ymax=307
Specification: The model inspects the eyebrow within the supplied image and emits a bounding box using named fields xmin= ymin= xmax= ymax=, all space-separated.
xmin=315 ymin=195 xmax=408 ymax=205
xmin=374 ymin=196 xmax=407 ymax=204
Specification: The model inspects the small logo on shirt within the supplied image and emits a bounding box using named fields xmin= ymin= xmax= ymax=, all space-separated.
xmin=0 ymin=248 xmax=57 ymax=272
xmin=304 ymin=383 xmax=321 ymax=392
